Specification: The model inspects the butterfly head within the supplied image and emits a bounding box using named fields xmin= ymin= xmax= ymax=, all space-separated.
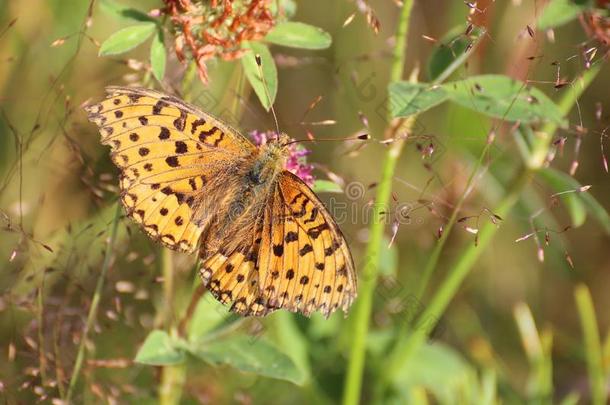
xmin=249 ymin=133 xmax=292 ymax=185
xmin=264 ymin=132 xmax=293 ymax=162
xmin=250 ymin=130 xmax=315 ymax=186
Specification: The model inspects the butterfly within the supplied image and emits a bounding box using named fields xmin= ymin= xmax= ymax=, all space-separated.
xmin=85 ymin=86 xmax=357 ymax=317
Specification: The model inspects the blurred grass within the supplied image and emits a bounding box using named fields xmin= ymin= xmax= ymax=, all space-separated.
xmin=575 ymin=284 xmax=607 ymax=405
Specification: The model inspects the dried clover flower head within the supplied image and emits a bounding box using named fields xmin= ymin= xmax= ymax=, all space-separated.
xmin=162 ymin=0 xmax=275 ymax=83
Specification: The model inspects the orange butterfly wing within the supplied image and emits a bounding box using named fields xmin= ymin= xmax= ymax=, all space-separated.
xmin=258 ymin=171 xmax=357 ymax=317
xmin=85 ymin=86 xmax=255 ymax=253
xmin=200 ymin=171 xmax=357 ymax=317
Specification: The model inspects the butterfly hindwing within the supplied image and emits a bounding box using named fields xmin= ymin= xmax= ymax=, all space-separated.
xmin=258 ymin=171 xmax=357 ymax=317
xmin=200 ymin=220 xmax=271 ymax=316
xmin=86 ymin=86 xmax=254 ymax=253
xmin=199 ymin=171 xmax=356 ymax=318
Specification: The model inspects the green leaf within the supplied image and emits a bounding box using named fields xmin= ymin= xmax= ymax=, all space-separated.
xmin=134 ymin=330 xmax=186 ymax=365
xmin=99 ymin=0 xmax=156 ymax=23
xmin=188 ymin=295 xmax=231 ymax=343
xmin=272 ymin=312 xmax=312 ymax=382
xmin=308 ymin=311 xmax=341 ymax=339
xmin=99 ymin=23 xmax=156 ymax=56
xmin=312 ymin=179 xmax=343 ymax=193
xmin=265 ymin=22 xmax=331 ymax=50
xmin=150 ymin=30 xmax=166 ymax=82
xmin=537 ymin=0 xmax=592 ymax=30
xmin=443 ymin=75 xmax=566 ymax=126
xmin=241 ymin=41 xmax=277 ymax=111
xmin=539 ymin=168 xmax=610 ymax=233
xmin=389 ymin=82 xmax=449 ymax=118
xmin=393 ymin=342 xmax=475 ymax=404
xmin=189 ymin=335 xmax=304 ymax=385
xmin=427 ymin=25 xmax=485 ymax=83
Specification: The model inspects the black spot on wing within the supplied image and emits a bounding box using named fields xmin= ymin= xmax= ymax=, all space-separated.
xmin=304 ymin=207 xmax=319 ymax=224
xmin=213 ymin=131 xmax=225 ymax=147
xmin=324 ymin=240 xmax=341 ymax=256
xmin=153 ymin=99 xmax=170 ymax=115
xmin=159 ymin=127 xmax=170 ymax=140
xmin=128 ymin=94 xmax=142 ymax=103
xmin=307 ymin=223 xmax=330 ymax=239
xmin=290 ymin=192 xmax=305 ymax=205
xmin=165 ymin=156 xmax=179 ymax=167
xmin=199 ymin=126 xmax=219 ymax=143
xmin=191 ymin=118 xmax=206 ymax=134
xmin=273 ymin=244 xmax=284 ymax=257
xmin=175 ymin=141 xmax=188 ymax=154
xmin=299 ymin=244 xmax=313 ymax=256
xmin=173 ymin=109 xmax=187 ymax=131
xmin=285 ymin=231 xmax=298 ymax=243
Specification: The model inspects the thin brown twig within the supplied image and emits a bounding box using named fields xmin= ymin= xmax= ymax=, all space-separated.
xmin=177 ymin=284 xmax=207 ymax=336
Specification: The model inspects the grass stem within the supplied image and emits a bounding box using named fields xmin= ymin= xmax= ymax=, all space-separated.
xmin=66 ymin=203 xmax=122 ymax=402
xmin=158 ymin=246 xmax=188 ymax=405
xmin=342 ymin=2 xmax=414 ymax=404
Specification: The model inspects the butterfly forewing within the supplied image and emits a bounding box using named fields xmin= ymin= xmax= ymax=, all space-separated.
xmin=85 ymin=86 xmax=254 ymax=253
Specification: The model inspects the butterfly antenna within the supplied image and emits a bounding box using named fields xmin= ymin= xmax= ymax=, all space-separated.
xmin=284 ymin=133 xmax=370 ymax=146
xmin=255 ymin=54 xmax=281 ymax=135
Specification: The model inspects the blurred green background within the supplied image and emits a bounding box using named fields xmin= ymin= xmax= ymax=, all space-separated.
xmin=1 ymin=0 xmax=609 ymax=403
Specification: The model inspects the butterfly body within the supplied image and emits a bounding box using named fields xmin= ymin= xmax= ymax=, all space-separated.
xmin=195 ymin=137 xmax=289 ymax=259
xmin=86 ymin=87 xmax=356 ymax=318
xmin=246 ymin=135 xmax=289 ymax=186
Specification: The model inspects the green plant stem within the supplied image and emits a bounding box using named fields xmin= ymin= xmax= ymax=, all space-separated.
xmin=66 ymin=203 xmax=122 ymax=402
xmin=161 ymin=248 xmax=175 ymax=327
xmin=575 ymin=284 xmax=607 ymax=405
xmin=389 ymin=1 xmax=414 ymax=86
xmin=342 ymin=137 xmax=407 ymax=405
xmin=159 ymin=338 xmax=186 ymax=405
xmin=380 ymin=61 xmax=603 ymax=392
xmin=159 ymin=248 xmax=188 ymax=405
xmin=342 ymin=2 xmax=414 ymax=405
